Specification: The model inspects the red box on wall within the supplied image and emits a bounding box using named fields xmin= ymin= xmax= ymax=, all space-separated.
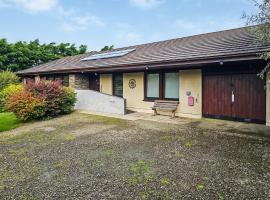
xmin=188 ymin=96 xmax=194 ymax=106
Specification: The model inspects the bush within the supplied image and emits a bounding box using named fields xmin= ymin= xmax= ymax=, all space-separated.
xmin=0 ymin=71 xmax=20 ymax=91
xmin=26 ymin=80 xmax=66 ymax=117
xmin=5 ymin=80 xmax=76 ymax=121
xmin=5 ymin=90 xmax=46 ymax=121
xmin=0 ymin=84 xmax=24 ymax=112
xmin=60 ymin=87 xmax=77 ymax=114
xmin=26 ymin=80 xmax=76 ymax=117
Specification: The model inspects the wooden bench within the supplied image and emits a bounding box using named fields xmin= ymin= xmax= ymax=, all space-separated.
xmin=152 ymin=100 xmax=179 ymax=118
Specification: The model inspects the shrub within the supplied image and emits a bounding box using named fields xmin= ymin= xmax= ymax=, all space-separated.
xmin=4 ymin=80 xmax=76 ymax=120
xmin=0 ymin=84 xmax=24 ymax=112
xmin=0 ymin=71 xmax=20 ymax=91
xmin=60 ymin=87 xmax=77 ymax=114
xmin=26 ymin=80 xmax=66 ymax=117
xmin=5 ymin=90 xmax=45 ymax=121
xmin=26 ymin=80 xmax=76 ymax=117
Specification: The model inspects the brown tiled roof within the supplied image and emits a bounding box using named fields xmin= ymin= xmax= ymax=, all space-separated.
xmin=17 ymin=26 xmax=269 ymax=75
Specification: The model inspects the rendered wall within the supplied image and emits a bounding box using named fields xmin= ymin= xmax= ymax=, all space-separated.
xmin=75 ymin=89 xmax=126 ymax=115
xmin=123 ymin=72 xmax=153 ymax=113
xmin=123 ymin=70 xmax=202 ymax=118
xmin=179 ymin=69 xmax=202 ymax=119
xmin=100 ymin=74 xmax=113 ymax=95
xmin=267 ymin=70 xmax=270 ymax=126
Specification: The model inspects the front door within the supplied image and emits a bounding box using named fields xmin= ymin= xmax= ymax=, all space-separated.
xmin=89 ymin=73 xmax=100 ymax=91
xmin=203 ymin=73 xmax=266 ymax=123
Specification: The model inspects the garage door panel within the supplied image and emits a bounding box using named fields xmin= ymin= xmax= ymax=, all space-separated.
xmin=203 ymin=75 xmax=231 ymax=117
xmin=203 ymin=73 xmax=266 ymax=123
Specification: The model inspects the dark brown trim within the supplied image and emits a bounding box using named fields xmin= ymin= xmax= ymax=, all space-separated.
xmin=41 ymin=74 xmax=69 ymax=87
xmin=17 ymin=54 xmax=262 ymax=76
xmin=144 ymin=70 xmax=179 ymax=101
xmin=112 ymin=73 xmax=123 ymax=97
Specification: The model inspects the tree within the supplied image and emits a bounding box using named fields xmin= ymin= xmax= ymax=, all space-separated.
xmin=101 ymin=45 xmax=114 ymax=51
xmin=0 ymin=39 xmax=88 ymax=72
xmin=0 ymin=71 xmax=20 ymax=91
xmin=244 ymin=0 xmax=270 ymax=78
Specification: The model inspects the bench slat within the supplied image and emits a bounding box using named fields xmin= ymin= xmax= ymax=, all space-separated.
xmin=154 ymin=100 xmax=178 ymax=103
xmin=153 ymin=108 xmax=176 ymax=111
xmin=153 ymin=106 xmax=177 ymax=108
xmin=153 ymin=104 xmax=178 ymax=107
xmin=154 ymin=103 xmax=178 ymax=105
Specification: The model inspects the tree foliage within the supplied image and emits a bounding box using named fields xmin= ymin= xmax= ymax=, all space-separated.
xmin=0 ymin=71 xmax=20 ymax=91
xmin=101 ymin=45 xmax=114 ymax=51
xmin=244 ymin=0 xmax=270 ymax=78
xmin=0 ymin=39 xmax=88 ymax=72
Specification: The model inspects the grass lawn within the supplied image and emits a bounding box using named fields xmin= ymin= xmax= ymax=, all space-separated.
xmin=0 ymin=112 xmax=269 ymax=199
xmin=0 ymin=112 xmax=21 ymax=132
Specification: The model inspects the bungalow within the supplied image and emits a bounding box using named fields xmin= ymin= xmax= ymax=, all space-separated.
xmin=17 ymin=26 xmax=270 ymax=126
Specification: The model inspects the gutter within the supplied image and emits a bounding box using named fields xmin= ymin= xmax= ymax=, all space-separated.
xmin=17 ymin=53 xmax=263 ymax=76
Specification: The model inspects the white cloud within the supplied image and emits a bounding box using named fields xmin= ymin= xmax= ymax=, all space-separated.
xmin=61 ymin=14 xmax=105 ymax=32
xmin=116 ymin=31 xmax=142 ymax=44
xmin=72 ymin=15 xmax=105 ymax=27
xmin=172 ymin=19 xmax=243 ymax=37
xmin=129 ymin=0 xmax=164 ymax=9
xmin=0 ymin=0 xmax=58 ymax=12
xmin=0 ymin=0 xmax=106 ymax=32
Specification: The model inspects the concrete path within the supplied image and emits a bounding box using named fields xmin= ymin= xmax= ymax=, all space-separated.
xmin=78 ymin=110 xmax=270 ymax=140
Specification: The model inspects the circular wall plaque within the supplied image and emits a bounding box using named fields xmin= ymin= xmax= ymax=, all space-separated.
xmin=129 ymin=79 xmax=136 ymax=89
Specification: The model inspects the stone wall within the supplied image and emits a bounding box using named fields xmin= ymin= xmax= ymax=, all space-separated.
xmin=69 ymin=74 xmax=89 ymax=89
xmin=35 ymin=75 xmax=40 ymax=83
xmin=69 ymin=74 xmax=75 ymax=88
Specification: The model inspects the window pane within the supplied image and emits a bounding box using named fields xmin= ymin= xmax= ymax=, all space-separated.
xmin=147 ymin=73 xmax=159 ymax=98
xmin=47 ymin=75 xmax=54 ymax=81
xmin=165 ymin=72 xmax=179 ymax=99
xmin=113 ymin=74 xmax=123 ymax=97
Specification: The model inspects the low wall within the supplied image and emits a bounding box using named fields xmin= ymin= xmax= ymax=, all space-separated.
xmin=75 ymin=90 xmax=126 ymax=115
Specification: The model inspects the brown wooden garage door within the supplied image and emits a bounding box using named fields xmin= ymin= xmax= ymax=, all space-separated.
xmin=203 ymin=73 xmax=266 ymax=123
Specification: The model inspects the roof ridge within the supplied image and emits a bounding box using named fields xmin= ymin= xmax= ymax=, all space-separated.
xmin=103 ymin=25 xmax=257 ymax=52
xmin=17 ymin=25 xmax=267 ymax=75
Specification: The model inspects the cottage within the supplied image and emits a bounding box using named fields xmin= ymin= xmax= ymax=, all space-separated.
xmin=17 ymin=26 xmax=270 ymax=126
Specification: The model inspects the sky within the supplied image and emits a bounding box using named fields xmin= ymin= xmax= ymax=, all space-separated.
xmin=0 ymin=0 xmax=258 ymax=51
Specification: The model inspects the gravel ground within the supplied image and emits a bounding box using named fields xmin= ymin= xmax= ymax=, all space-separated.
xmin=0 ymin=112 xmax=269 ymax=200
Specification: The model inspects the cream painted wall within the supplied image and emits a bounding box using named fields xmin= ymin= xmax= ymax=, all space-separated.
xmin=123 ymin=72 xmax=153 ymax=113
xmin=123 ymin=70 xmax=202 ymax=118
xmin=100 ymin=74 xmax=113 ymax=95
xmin=178 ymin=69 xmax=202 ymax=118
xmin=266 ymin=70 xmax=270 ymax=126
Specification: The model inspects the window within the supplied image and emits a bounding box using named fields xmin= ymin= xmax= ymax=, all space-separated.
xmin=113 ymin=73 xmax=123 ymax=97
xmin=145 ymin=71 xmax=179 ymax=100
xmin=44 ymin=74 xmax=69 ymax=87
xmin=165 ymin=72 xmax=179 ymax=99
xmin=146 ymin=73 xmax=159 ymax=98
xmin=81 ymin=48 xmax=136 ymax=61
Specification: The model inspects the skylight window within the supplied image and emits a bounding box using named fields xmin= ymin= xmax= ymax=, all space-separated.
xmin=81 ymin=48 xmax=136 ymax=61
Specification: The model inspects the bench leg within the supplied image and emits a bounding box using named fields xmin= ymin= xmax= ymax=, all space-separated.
xmin=152 ymin=109 xmax=157 ymax=116
xmin=171 ymin=111 xmax=176 ymax=118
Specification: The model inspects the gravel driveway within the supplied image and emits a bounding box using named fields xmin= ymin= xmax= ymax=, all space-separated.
xmin=0 ymin=112 xmax=269 ymax=199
